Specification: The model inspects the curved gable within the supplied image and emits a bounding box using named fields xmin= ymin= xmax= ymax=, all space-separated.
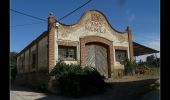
xmin=57 ymin=9 xmax=128 ymax=43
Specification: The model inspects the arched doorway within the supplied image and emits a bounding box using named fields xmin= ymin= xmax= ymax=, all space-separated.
xmin=80 ymin=36 xmax=114 ymax=78
xmin=85 ymin=42 xmax=109 ymax=77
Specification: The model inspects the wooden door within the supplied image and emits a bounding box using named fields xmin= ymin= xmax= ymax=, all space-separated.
xmin=86 ymin=43 xmax=108 ymax=78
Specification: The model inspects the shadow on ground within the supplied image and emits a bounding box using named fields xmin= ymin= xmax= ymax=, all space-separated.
xmin=11 ymin=79 xmax=160 ymax=100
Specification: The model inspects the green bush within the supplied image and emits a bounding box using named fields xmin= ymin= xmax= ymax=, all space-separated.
xmin=49 ymin=61 xmax=106 ymax=97
xmin=10 ymin=66 xmax=17 ymax=83
xmin=124 ymin=58 xmax=136 ymax=75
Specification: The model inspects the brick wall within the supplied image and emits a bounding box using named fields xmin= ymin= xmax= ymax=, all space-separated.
xmin=127 ymin=26 xmax=134 ymax=62
xmin=48 ymin=15 xmax=57 ymax=72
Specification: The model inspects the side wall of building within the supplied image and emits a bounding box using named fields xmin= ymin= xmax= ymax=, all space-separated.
xmin=16 ymin=35 xmax=49 ymax=87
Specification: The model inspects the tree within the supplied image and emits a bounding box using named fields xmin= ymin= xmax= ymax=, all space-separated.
xmin=10 ymin=52 xmax=18 ymax=67
xmin=10 ymin=52 xmax=18 ymax=83
xmin=146 ymin=55 xmax=160 ymax=67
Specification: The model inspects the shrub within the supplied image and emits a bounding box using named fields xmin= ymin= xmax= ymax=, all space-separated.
xmin=124 ymin=58 xmax=136 ymax=75
xmin=49 ymin=61 xmax=106 ymax=97
xmin=10 ymin=66 xmax=17 ymax=83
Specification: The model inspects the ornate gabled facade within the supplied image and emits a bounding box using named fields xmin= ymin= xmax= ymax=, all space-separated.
xmin=16 ymin=9 xmax=134 ymax=81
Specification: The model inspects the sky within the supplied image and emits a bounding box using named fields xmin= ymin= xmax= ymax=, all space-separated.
xmin=10 ymin=0 xmax=160 ymax=61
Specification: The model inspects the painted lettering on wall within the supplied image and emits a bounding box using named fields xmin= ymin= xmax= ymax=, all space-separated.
xmin=85 ymin=13 xmax=106 ymax=33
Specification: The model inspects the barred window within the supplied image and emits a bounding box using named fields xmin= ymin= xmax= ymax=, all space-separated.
xmin=58 ymin=46 xmax=77 ymax=61
xmin=115 ymin=50 xmax=127 ymax=64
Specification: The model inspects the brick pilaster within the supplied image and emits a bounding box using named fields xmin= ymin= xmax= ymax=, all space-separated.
xmin=48 ymin=14 xmax=57 ymax=72
xmin=127 ymin=26 xmax=134 ymax=62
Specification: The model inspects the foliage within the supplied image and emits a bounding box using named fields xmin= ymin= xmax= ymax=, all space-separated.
xmin=49 ymin=61 xmax=106 ymax=97
xmin=10 ymin=52 xmax=18 ymax=67
xmin=146 ymin=55 xmax=160 ymax=67
xmin=10 ymin=52 xmax=18 ymax=83
xmin=10 ymin=66 xmax=17 ymax=83
xmin=124 ymin=58 xmax=137 ymax=75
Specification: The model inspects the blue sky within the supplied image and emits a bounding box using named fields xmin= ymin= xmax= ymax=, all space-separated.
xmin=10 ymin=0 xmax=160 ymax=61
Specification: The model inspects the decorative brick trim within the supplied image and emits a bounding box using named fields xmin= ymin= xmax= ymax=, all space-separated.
xmin=127 ymin=26 xmax=134 ymax=62
xmin=48 ymin=28 xmax=56 ymax=72
xmin=80 ymin=36 xmax=113 ymax=78
xmin=47 ymin=34 xmax=49 ymax=72
xmin=114 ymin=46 xmax=128 ymax=51
xmin=57 ymin=41 xmax=79 ymax=46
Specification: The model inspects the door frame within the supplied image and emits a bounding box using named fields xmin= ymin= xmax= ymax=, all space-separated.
xmin=80 ymin=36 xmax=114 ymax=78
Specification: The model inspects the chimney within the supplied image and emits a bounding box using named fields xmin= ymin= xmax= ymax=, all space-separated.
xmin=48 ymin=13 xmax=56 ymax=31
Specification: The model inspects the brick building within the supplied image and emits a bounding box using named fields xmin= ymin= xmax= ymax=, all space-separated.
xmin=16 ymin=9 xmax=158 ymax=85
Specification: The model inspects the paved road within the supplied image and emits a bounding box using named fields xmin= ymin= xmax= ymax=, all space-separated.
xmin=10 ymin=85 xmax=48 ymax=100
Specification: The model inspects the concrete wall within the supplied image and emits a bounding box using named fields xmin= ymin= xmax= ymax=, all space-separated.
xmin=24 ymin=49 xmax=29 ymax=73
xmin=17 ymin=35 xmax=49 ymax=74
xmin=16 ymin=35 xmax=49 ymax=87
xmin=30 ymin=44 xmax=37 ymax=72
xmin=20 ymin=53 xmax=25 ymax=73
xmin=17 ymin=56 xmax=21 ymax=74
xmin=38 ymin=36 xmax=48 ymax=70
xmin=15 ymin=71 xmax=49 ymax=88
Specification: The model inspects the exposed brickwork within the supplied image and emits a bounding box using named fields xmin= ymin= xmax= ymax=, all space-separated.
xmin=127 ymin=26 xmax=134 ymax=62
xmin=48 ymin=28 xmax=56 ymax=72
xmin=57 ymin=41 xmax=79 ymax=46
xmin=48 ymin=15 xmax=57 ymax=72
xmin=80 ymin=36 xmax=114 ymax=78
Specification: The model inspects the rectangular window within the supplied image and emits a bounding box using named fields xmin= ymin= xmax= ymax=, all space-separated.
xmin=58 ymin=46 xmax=77 ymax=61
xmin=115 ymin=50 xmax=127 ymax=64
xmin=32 ymin=53 xmax=36 ymax=68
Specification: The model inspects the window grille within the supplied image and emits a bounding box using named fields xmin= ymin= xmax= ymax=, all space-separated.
xmin=58 ymin=46 xmax=77 ymax=61
xmin=115 ymin=50 xmax=127 ymax=64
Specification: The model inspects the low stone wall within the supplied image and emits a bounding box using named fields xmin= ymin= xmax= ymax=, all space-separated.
xmin=14 ymin=70 xmax=49 ymax=88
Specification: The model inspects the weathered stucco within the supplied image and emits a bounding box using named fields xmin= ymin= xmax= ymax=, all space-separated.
xmin=55 ymin=10 xmax=129 ymax=70
xmin=24 ymin=49 xmax=29 ymax=73
xmin=38 ymin=36 xmax=48 ymax=70
xmin=30 ymin=44 xmax=37 ymax=72
xmin=17 ymin=55 xmax=21 ymax=74
xmin=57 ymin=11 xmax=128 ymax=43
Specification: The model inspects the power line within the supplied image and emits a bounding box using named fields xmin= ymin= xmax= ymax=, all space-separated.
xmin=58 ymin=0 xmax=93 ymax=21
xmin=10 ymin=9 xmax=47 ymax=22
xmin=10 ymin=0 xmax=93 ymax=27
